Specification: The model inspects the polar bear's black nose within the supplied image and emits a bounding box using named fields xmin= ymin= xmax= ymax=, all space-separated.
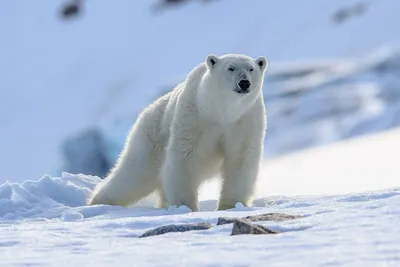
xmin=238 ymin=79 xmax=251 ymax=90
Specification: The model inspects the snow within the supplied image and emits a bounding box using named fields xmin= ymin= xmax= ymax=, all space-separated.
xmin=1 ymin=126 xmax=399 ymax=266
xmin=256 ymin=126 xmax=400 ymax=197
xmin=2 ymin=1 xmax=400 ymax=263
xmin=2 ymin=0 xmax=400 ymax=182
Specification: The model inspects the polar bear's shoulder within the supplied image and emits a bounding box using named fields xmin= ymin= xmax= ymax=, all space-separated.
xmin=185 ymin=61 xmax=207 ymax=87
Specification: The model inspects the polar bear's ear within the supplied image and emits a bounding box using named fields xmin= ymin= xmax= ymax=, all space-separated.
xmin=256 ymin=56 xmax=268 ymax=72
xmin=205 ymin=54 xmax=219 ymax=69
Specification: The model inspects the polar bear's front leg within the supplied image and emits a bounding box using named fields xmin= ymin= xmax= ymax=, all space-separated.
xmin=217 ymin=148 xmax=262 ymax=211
xmin=161 ymin=149 xmax=201 ymax=212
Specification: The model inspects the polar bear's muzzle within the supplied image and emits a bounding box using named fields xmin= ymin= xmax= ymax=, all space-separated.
xmin=235 ymin=79 xmax=251 ymax=94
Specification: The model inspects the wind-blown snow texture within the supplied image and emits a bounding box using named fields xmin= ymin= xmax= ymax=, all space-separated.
xmin=0 ymin=172 xmax=399 ymax=266
xmin=1 ymin=130 xmax=400 ymax=266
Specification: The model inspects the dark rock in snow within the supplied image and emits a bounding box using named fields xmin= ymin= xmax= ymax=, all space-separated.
xmin=217 ymin=212 xmax=303 ymax=226
xmin=231 ymin=219 xmax=279 ymax=236
xmin=139 ymin=212 xmax=302 ymax=238
xmin=139 ymin=222 xmax=212 ymax=238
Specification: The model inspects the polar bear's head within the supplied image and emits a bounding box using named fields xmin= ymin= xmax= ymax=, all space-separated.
xmin=204 ymin=54 xmax=268 ymax=96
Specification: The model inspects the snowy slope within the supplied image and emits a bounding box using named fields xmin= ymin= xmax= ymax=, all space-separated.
xmin=256 ymin=127 xmax=400 ymax=197
xmin=0 ymin=128 xmax=399 ymax=266
xmin=261 ymin=44 xmax=400 ymax=157
xmin=197 ymin=127 xmax=400 ymax=202
xmin=2 ymin=0 xmax=400 ymax=182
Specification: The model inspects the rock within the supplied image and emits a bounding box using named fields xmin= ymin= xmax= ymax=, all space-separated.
xmin=216 ymin=217 xmax=237 ymax=225
xmin=231 ymin=219 xmax=278 ymax=236
xmin=245 ymin=212 xmax=303 ymax=222
xmin=217 ymin=212 xmax=302 ymax=225
xmin=139 ymin=222 xmax=213 ymax=238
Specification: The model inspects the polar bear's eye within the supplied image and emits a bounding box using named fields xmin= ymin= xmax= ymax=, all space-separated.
xmin=228 ymin=67 xmax=235 ymax=71
xmin=249 ymin=68 xmax=254 ymax=72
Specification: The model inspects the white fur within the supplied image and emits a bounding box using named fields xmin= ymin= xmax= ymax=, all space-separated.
xmin=87 ymin=53 xmax=268 ymax=211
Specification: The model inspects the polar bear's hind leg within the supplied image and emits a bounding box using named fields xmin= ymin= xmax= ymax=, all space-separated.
xmin=87 ymin=131 xmax=161 ymax=207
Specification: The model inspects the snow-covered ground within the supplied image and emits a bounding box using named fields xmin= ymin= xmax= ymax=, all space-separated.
xmin=2 ymin=0 xmax=400 ymax=183
xmin=1 ymin=126 xmax=399 ymax=266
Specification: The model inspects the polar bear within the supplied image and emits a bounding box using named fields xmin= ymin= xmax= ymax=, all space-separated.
xmin=87 ymin=53 xmax=268 ymax=211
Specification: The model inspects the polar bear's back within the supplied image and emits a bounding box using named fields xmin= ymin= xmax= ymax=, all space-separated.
xmin=135 ymin=63 xmax=206 ymax=146
xmin=132 ymin=81 xmax=184 ymax=150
